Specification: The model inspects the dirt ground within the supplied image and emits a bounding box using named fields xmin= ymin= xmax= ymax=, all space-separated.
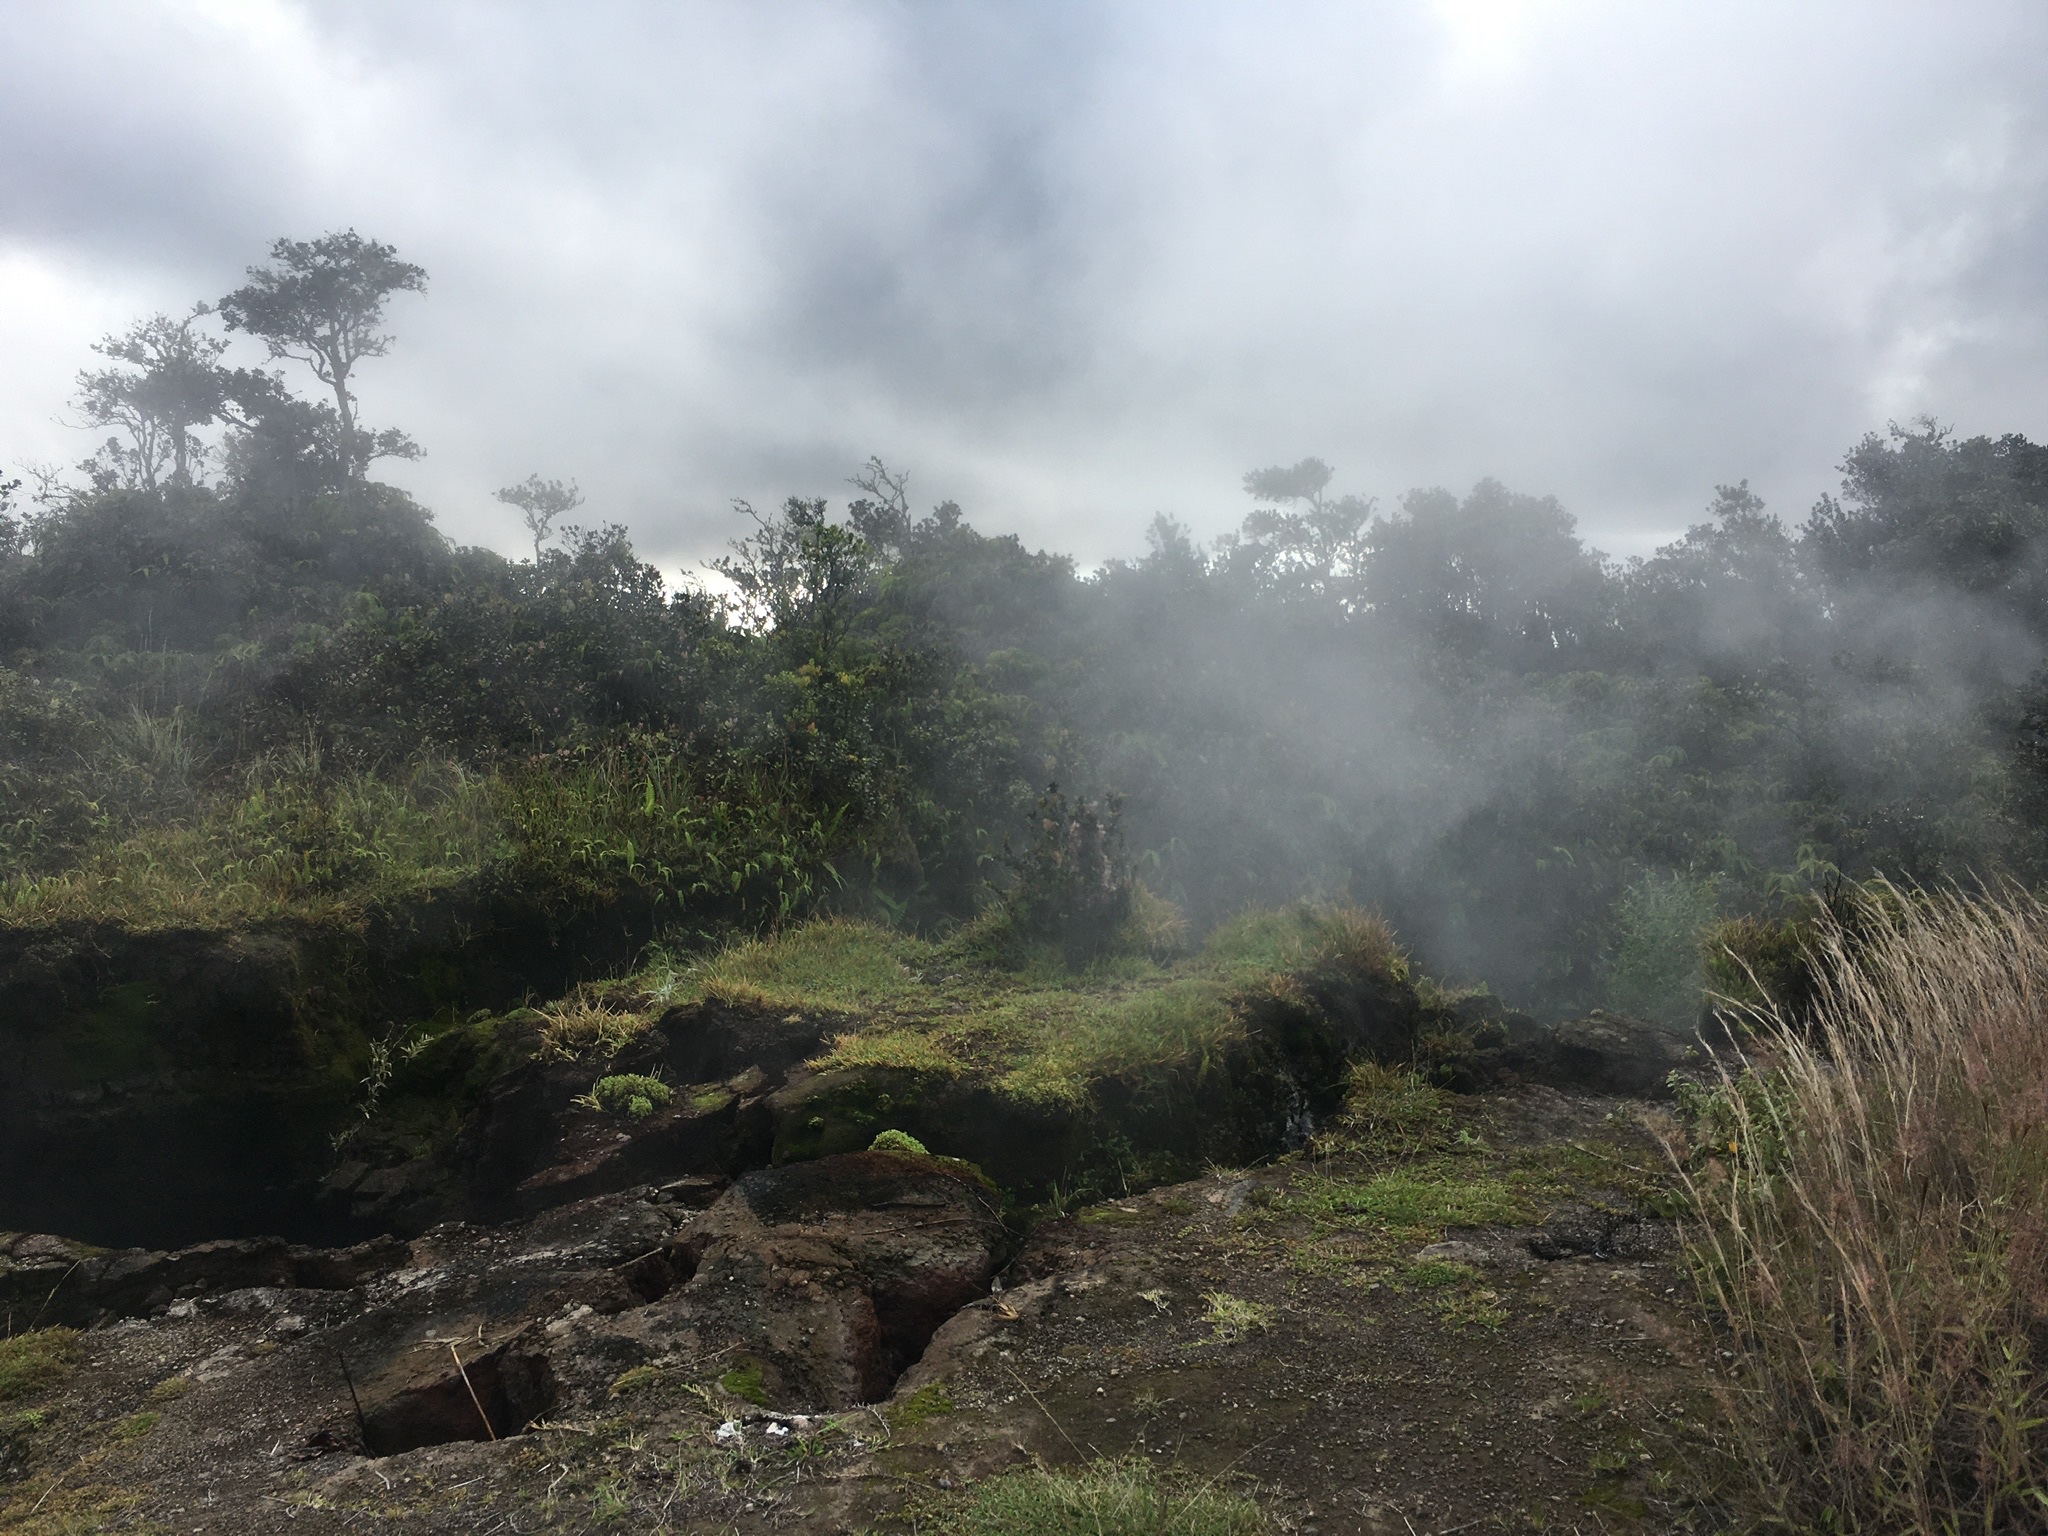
xmin=0 ymin=1084 xmax=1727 ymax=1535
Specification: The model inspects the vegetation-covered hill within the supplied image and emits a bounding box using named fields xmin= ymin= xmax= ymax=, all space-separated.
xmin=9 ymin=416 xmax=2048 ymax=1019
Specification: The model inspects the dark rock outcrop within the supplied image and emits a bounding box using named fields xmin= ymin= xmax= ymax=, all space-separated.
xmin=0 ymin=1229 xmax=409 ymax=1330
xmin=674 ymin=1150 xmax=1008 ymax=1407
xmin=1438 ymin=1009 xmax=1693 ymax=1099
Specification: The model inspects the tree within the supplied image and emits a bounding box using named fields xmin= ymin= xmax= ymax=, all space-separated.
xmin=1244 ymin=457 xmax=1339 ymax=509
xmin=0 ymin=470 xmax=23 ymax=570
xmin=218 ymin=230 xmax=426 ymax=490
xmin=1230 ymin=458 xmax=1374 ymax=606
xmin=495 ymin=474 xmax=584 ymax=565
xmin=72 ymin=309 xmax=229 ymax=491
xmin=713 ymin=496 xmax=876 ymax=638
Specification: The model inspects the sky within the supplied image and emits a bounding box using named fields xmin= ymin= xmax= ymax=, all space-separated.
xmin=3 ymin=0 xmax=2047 ymax=574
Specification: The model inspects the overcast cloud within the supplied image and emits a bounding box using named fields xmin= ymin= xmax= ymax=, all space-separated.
xmin=3 ymin=0 xmax=2047 ymax=571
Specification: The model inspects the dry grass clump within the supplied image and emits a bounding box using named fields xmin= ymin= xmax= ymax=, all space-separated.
xmin=537 ymin=992 xmax=649 ymax=1060
xmin=1675 ymin=881 xmax=2048 ymax=1533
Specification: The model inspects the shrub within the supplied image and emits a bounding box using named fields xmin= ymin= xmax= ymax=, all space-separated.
xmin=1673 ymin=881 xmax=2048 ymax=1532
xmin=1002 ymin=784 xmax=1134 ymax=965
xmin=1606 ymin=870 xmax=1716 ymax=1026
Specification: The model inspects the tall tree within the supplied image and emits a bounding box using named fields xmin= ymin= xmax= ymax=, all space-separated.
xmin=495 ymin=474 xmax=585 ymax=565
xmin=218 ymin=230 xmax=426 ymax=489
xmin=72 ymin=309 xmax=230 ymax=491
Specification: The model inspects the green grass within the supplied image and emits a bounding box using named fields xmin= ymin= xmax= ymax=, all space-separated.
xmin=0 ymin=758 xmax=507 ymax=928
xmin=1278 ymin=1163 xmax=1528 ymax=1233
xmin=608 ymin=900 xmax=1409 ymax=1115
xmin=678 ymin=918 xmax=929 ymax=1012
xmin=944 ymin=1457 xmax=1269 ymax=1536
xmin=0 ymin=1330 xmax=79 ymax=1403
xmin=1 ymin=745 xmax=850 ymax=933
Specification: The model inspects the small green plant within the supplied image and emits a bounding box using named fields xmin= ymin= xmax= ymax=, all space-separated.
xmin=869 ymin=1128 xmax=930 ymax=1156
xmin=943 ymin=1456 xmax=1269 ymax=1535
xmin=1402 ymin=1259 xmax=1476 ymax=1290
xmin=719 ymin=1358 xmax=769 ymax=1406
xmin=1434 ymin=1288 xmax=1508 ymax=1330
xmin=1199 ymin=1291 xmax=1274 ymax=1342
xmin=0 ymin=1329 xmax=79 ymax=1403
xmin=589 ymin=1073 xmax=673 ymax=1119
xmin=1670 ymin=1065 xmax=1792 ymax=1176
xmin=146 ymin=1376 xmax=192 ymax=1402
xmin=111 ymin=1410 xmax=159 ymax=1440
xmin=590 ymin=1476 xmax=631 ymax=1521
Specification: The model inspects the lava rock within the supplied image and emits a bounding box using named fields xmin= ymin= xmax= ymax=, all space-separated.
xmin=356 ymin=1325 xmax=556 ymax=1454
xmin=675 ymin=1150 xmax=1007 ymax=1408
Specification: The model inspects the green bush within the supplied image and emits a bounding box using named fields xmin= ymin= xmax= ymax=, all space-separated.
xmin=1605 ymin=871 xmax=1717 ymax=1026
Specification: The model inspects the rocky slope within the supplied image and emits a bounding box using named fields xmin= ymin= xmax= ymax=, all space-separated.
xmin=0 ymin=1055 xmax=1717 ymax=1534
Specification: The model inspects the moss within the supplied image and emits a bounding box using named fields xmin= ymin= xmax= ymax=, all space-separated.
xmin=821 ymin=1027 xmax=969 ymax=1076
xmin=869 ymin=1128 xmax=930 ymax=1156
xmin=590 ymin=1073 xmax=673 ymax=1119
xmin=888 ymin=1380 xmax=955 ymax=1429
xmin=146 ymin=1375 xmax=192 ymax=1402
xmin=608 ymin=1365 xmax=663 ymax=1397
xmin=674 ymin=899 xmax=1412 ymax=1125
xmin=0 ymin=1329 xmax=78 ymax=1404
xmin=718 ymin=1359 xmax=769 ymax=1407
xmin=111 ymin=1410 xmax=159 ymax=1440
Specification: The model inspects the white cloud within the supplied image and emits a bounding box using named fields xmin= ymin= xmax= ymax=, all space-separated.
xmin=3 ymin=0 xmax=2046 ymax=571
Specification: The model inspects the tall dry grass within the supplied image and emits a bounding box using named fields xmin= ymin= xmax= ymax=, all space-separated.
xmin=1676 ymin=882 xmax=2048 ymax=1533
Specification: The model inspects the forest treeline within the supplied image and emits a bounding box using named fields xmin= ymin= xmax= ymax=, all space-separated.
xmin=6 ymin=232 xmax=2048 ymax=1018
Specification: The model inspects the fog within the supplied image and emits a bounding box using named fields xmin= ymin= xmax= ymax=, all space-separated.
xmin=5 ymin=1 xmax=2048 ymax=570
